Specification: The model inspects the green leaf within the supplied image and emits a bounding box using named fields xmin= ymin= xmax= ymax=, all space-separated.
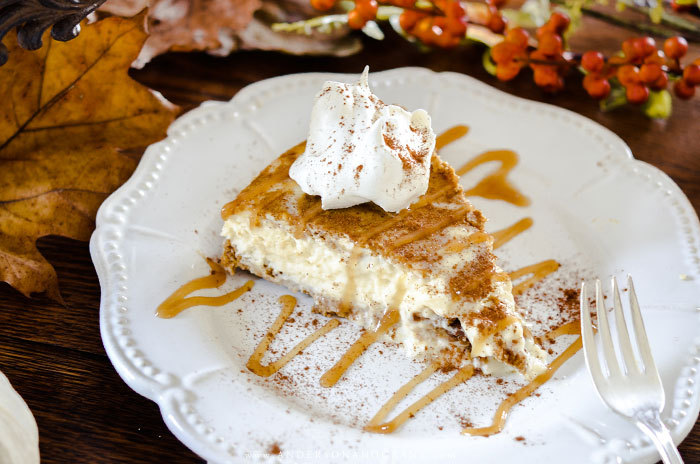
xmin=599 ymin=84 xmax=627 ymax=112
xmin=482 ymin=49 xmax=497 ymax=76
xmin=361 ymin=20 xmax=385 ymax=40
xmin=643 ymin=90 xmax=672 ymax=119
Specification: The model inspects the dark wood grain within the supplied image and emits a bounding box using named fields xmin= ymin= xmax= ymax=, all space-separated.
xmin=1 ymin=13 xmax=699 ymax=463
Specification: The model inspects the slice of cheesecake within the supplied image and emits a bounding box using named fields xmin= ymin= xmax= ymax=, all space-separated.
xmin=221 ymin=142 xmax=547 ymax=379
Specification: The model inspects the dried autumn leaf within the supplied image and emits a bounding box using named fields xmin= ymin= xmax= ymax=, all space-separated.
xmin=101 ymin=0 xmax=262 ymax=67
xmin=100 ymin=0 xmax=360 ymax=67
xmin=0 ymin=13 xmax=178 ymax=300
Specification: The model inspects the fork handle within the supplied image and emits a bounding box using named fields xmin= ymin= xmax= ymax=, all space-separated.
xmin=635 ymin=410 xmax=684 ymax=464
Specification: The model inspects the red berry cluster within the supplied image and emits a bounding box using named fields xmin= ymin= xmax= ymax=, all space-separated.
xmin=580 ymin=36 xmax=700 ymax=104
xmin=399 ymin=0 xmax=468 ymax=48
xmin=491 ymin=12 xmax=570 ymax=92
xmin=530 ymin=12 xmax=570 ymax=92
xmin=485 ymin=0 xmax=507 ymax=34
xmin=307 ymin=0 xmax=700 ymax=109
xmin=490 ymin=28 xmax=529 ymax=81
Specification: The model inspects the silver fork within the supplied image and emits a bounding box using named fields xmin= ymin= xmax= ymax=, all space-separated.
xmin=580 ymin=276 xmax=683 ymax=464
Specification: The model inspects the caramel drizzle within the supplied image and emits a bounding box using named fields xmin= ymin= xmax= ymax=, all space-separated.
xmin=157 ymin=258 xmax=254 ymax=319
xmin=440 ymin=231 xmax=492 ymax=254
xmin=457 ymin=150 xmax=531 ymax=207
xmin=491 ymin=217 xmax=533 ymax=250
xmin=365 ymin=364 xmax=475 ymax=433
xmin=295 ymin=203 xmax=324 ymax=238
xmin=363 ymin=321 xmax=582 ymax=436
xmin=247 ymin=295 xmax=340 ymax=377
xmin=320 ymin=307 xmax=401 ymax=388
xmin=391 ymin=205 xmax=473 ymax=250
xmin=435 ymin=125 xmax=470 ymax=151
xmin=221 ymin=141 xmax=306 ymax=220
xmin=462 ymin=321 xmax=582 ymax=437
xmin=509 ymin=259 xmax=560 ymax=296
xmin=250 ymin=188 xmax=288 ymax=228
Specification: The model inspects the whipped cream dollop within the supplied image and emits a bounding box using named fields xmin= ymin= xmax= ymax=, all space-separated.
xmin=289 ymin=67 xmax=436 ymax=213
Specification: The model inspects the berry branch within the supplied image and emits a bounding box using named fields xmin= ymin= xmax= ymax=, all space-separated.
xmin=274 ymin=0 xmax=700 ymax=118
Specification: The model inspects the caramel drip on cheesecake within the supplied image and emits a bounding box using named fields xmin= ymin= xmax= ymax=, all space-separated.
xmin=440 ymin=231 xmax=492 ymax=253
xmin=462 ymin=322 xmax=582 ymax=437
xmin=320 ymin=307 xmax=401 ymax=388
xmin=365 ymin=363 xmax=475 ymax=434
xmin=469 ymin=315 xmax=519 ymax=357
xmin=457 ymin=150 xmax=530 ymax=207
xmin=509 ymin=260 xmax=560 ymax=295
xmin=221 ymin=141 xmax=306 ymax=220
xmin=157 ymin=258 xmax=253 ymax=319
xmin=247 ymin=295 xmax=340 ymax=377
xmin=390 ymin=205 xmax=474 ymax=249
xmin=491 ymin=217 xmax=533 ymax=250
xmin=296 ymin=203 xmax=324 ymax=238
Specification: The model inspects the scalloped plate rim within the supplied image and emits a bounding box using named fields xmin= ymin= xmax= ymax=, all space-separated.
xmin=90 ymin=67 xmax=700 ymax=464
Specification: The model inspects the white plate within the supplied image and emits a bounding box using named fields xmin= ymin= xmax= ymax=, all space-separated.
xmin=90 ymin=68 xmax=700 ymax=464
xmin=0 ymin=370 xmax=39 ymax=464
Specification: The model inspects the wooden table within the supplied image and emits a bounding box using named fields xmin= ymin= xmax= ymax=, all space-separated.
xmin=1 ymin=13 xmax=699 ymax=463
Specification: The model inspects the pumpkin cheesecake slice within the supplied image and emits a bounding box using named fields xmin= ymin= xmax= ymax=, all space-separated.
xmin=220 ymin=70 xmax=546 ymax=379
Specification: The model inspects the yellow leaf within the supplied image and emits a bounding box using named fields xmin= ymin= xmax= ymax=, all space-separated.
xmin=0 ymin=13 xmax=179 ymax=300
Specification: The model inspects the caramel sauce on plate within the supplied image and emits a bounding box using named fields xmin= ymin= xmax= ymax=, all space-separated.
xmin=157 ymin=258 xmax=253 ymax=319
xmin=365 ymin=363 xmax=475 ymax=433
xmin=462 ymin=321 xmax=582 ymax=437
xmin=509 ymin=260 xmax=560 ymax=296
xmin=167 ymin=125 xmax=577 ymax=438
xmin=320 ymin=307 xmax=401 ymax=388
xmin=435 ymin=124 xmax=469 ymax=150
xmin=492 ymin=217 xmax=533 ymax=250
xmin=457 ymin=150 xmax=531 ymax=207
xmin=247 ymin=295 xmax=340 ymax=377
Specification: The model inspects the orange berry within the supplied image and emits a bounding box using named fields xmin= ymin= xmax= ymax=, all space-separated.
xmin=528 ymin=49 xmax=548 ymax=70
xmin=496 ymin=62 xmax=521 ymax=81
xmin=505 ymin=27 xmax=529 ymax=50
xmin=683 ymin=64 xmax=700 ymax=86
xmin=311 ymin=0 xmax=335 ymax=10
xmin=634 ymin=37 xmax=656 ymax=58
xmin=581 ymin=51 xmax=605 ymax=74
xmin=447 ymin=1 xmax=466 ymax=18
xmin=639 ymin=63 xmax=662 ymax=84
xmin=399 ymin=10 xmax=420 ymax=31
xmin=488 ymin=12 xmax=507 ymax=33
xmin=674 ymin=79 xmax=695 ymax=99
xmin=491 ymin=41 xmax=518 ymax=64
xmin=446 ymin=16 xmax=467 ymax=37
xmin=347 ymin=9 xmax=367 ymax=29
xmin=663 ymin=36 xmax=688 ymax=60
xmin=534 ymin=66 xmax=563 ymax=91
xmin=583 ymin=74 xmax=611 ymax=99
xmin=644 ymin=50 xmax=666 ymax=66
xmin=622 ymin=38 xmax=643 ymax=62
xmin=547 ymin=11 xmax=570 ymax=34
xmin=625 ymin=84 xmax=649 ymax=104
xmin=355 ymin=0 xmax=378 ymax=20
xmin=671 ymin=0 xmax=692 ymax=11
xmin=617 ymin=65 xmax=640 ymax=86
xmin=538 ymin=32 xmax=563 ymax=56
xmin=650 ymin=72 xmax=668 ymax=91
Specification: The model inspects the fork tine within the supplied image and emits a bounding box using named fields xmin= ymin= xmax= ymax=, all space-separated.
xmin=581 ymin=282 xmax=606 ymax=387
xmin=595 ymin=279 xmax=622 ymax=378
xmin=627 ymin=276 xmax=662 ymax=384
xmin=611 ymin=276 xmax=640 ymax=375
